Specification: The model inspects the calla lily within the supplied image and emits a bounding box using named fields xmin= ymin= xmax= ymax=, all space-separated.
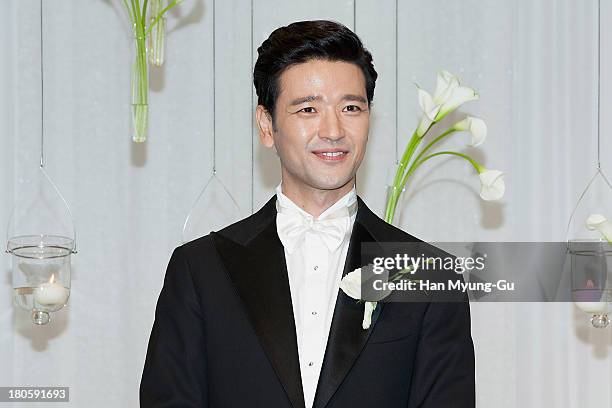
xmin=586 ymin=214 xmax=612 ymax=242
xmin=436 ymin=86 xmax=479 ymax=121
xmin=433 ymin=70 xmax=460 ymax=103
xmin=339 ymin=268 xmax=362 ymax=300
xmin=386 ymin=69 xmax=505 ymax=234
xmin=478 ymin=169 xmax=505 ymax=201
xmin=415 ymin=72 xmax=460 ymax=137
xmin=415 ymin=71 xmax=479 ymax=136
xmin=454 ymin=116 xmax=487 ymax=147
xmin=416 ymin=87 xmax=442 ymax=136
xmin=340 ymin=268 xmax=380 ymax=330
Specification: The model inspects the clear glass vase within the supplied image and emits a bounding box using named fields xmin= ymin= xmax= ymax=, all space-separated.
xmin=131 ymin=27 xmax=149 ymax=143
xmin=383 ymin=163 xmax=407 ymax=226
xmin=148 ymin=0 xmax=166 ymax=66
xmin=385 ymin=185 xmax=406 ymax=227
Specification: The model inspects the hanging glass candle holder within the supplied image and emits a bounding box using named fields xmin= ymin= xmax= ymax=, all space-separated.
xmin=182 ymin=171 xmax=241 ymax=243
xmin=566 ymin=168 xmax=612 ymax=328
xmin=6 ymin=166 xmax=77 ymax=325
xmin=569 ymin=239 xmax=611 ymax=328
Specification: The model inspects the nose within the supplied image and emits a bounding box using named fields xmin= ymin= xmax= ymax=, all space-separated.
xmin=318 ymin=109 xmax=344 ymax=142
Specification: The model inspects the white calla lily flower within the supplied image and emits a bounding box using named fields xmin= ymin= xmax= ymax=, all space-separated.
xmin=415 ymin=71 xmax=478 ymax=136
xmin=586 ymin=214 xmax=612 ymax=242
xmin=437 ymin=86 xmax=479 ymax=120
xmin=416 ymin=117 xmax=433 ymax=138
xmin=433 ymin=70 xmax=460 ymax=104
xmin=454 ymin=116 xmax=487 ymax=147
xmin=417 ymin=88 xmax=439 ymax=118
xmin=339 ymin=268 xmax=362 ymax=300
xmin=340 ymin=268 xmax=380 ymax=330
xmin=416 ymin=87 xmax=442 ymax=136
xmin=478 ymin=169 xmax=505 ymax=201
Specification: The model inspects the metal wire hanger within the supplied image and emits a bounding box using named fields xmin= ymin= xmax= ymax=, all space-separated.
xmin=565 ymin=0 xmax=610 ymax=242
xmin=6 ymin=0 xmax=77 ymax=253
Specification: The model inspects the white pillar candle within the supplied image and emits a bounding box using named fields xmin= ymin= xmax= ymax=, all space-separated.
xmin=574 ymin=301 xmax=610 ymax=314
xmin=34 ymin=276 xmax=69 ymax=306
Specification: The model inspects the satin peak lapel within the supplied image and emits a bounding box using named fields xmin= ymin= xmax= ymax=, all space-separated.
xmin=211 ymin=217 xmax=305 ymax=408
xmin=312 ymin=197 xmax=385 ymax=408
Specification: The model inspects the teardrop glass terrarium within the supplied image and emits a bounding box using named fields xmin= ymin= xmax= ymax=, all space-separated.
xmin=566 ymin=168 xmax=612 ymax=328
xmin=182 ymin=171 xmax=241 ymax=243
xmin=6 ymin=165 xmax=76 ymax=325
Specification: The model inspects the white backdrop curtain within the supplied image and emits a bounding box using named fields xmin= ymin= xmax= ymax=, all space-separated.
xmin=1 ymin=0 xmax=611 ymax=406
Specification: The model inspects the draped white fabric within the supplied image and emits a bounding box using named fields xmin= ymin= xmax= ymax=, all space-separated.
xmin=1 ymin=0 xmax=611 ymax=406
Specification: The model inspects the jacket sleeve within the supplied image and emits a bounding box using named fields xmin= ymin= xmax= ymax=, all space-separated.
xmin=406 ymin=294 xmax=476 ymax=407
xmin=140 ymin=246 xmax=208 ymax=407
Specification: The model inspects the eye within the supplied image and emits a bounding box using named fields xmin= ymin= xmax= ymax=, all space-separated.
xmin=298 ymin=107 xmax=316 ymax=113
xmin=343 ymin=105 xmax=363 ymax=112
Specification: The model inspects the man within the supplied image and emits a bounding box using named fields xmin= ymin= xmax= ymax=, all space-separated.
xmin=140 ymin=20 xmax=475 ymax=408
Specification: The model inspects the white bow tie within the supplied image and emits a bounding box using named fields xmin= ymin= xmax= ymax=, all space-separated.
xmin=276 ymin=201 xmax=357 ymax=254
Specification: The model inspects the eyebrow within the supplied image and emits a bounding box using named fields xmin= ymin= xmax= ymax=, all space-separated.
xmin=288 ymin=94 xmax=367 ymax=106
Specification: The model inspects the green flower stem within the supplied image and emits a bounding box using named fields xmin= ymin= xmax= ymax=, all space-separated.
xmin=123 ymin=0 xmax=134 ymax=22
xmin=123 ymin=0 xmax=180 ymax=142
xmin=408 ymin=128 xmax=457 ymax=174
xmin=132 ymin=34 xmax=148 ymax=142
xmin=384 ymin=121 xmax=447 ymax=223
xmin=385 ymin=181 xmax=406 ymax=223
xmin=385 ymin=130 xmax=421 ymax=223
xmin=401 ymin=151 xmax=481 ymax=191
xmin=148 ymin=0 xmax=166 ymax=65
xmin=383 ymin=151 xmax=480 ymax=224
xmin=132 ymin=0 xmax=141 ymax=21
xmin=389 ymin=268 xmax=413 ymax=282
xmin=146 ymin=0 xmax=181 ymax=37
xmin=394 ymin=127 xmax=460 ymax=202
xmin=392 ymin=131 xmax=419 ymax=186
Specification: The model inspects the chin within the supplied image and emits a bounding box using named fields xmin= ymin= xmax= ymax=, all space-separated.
xmin=308 ymin=174 xmax=354 ymax=191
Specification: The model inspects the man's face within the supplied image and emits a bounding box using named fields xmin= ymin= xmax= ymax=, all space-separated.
xmin=257 ymin=59 xmax=370 ymax=192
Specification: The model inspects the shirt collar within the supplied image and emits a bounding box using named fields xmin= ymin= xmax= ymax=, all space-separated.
xmin=275 ymin=181 xmax=357 ymax=221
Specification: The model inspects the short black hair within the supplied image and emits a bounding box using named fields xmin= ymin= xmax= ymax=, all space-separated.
xmin=253 ymin=20 xmax=378 ymax=122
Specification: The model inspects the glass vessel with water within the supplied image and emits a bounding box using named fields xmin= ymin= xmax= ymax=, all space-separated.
xmin=6 ymin=165 xmax=77 ymax=325
xmin=8 ymin=235 xmax=74 ymax=325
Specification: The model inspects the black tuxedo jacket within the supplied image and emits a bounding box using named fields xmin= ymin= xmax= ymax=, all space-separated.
xmin=140 ymin=195 xmax=475 ymax=407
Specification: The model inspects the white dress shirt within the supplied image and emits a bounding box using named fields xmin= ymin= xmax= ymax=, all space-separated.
xmin=275 ymin=182 xmax=357 ymax=408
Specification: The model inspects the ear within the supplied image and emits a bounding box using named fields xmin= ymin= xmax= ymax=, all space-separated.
xmin=255 ymin=105 xmax=275 ymax=148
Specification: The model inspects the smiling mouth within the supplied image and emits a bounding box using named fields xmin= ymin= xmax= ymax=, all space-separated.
xmin=312 ymin=150 xmax=349 ymax=162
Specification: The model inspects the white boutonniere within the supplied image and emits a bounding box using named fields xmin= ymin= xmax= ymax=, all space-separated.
xmin=339 ymin=268 xmax=378 ymax=329
xmin=339 ymin=265 xmax=416 ymax=330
